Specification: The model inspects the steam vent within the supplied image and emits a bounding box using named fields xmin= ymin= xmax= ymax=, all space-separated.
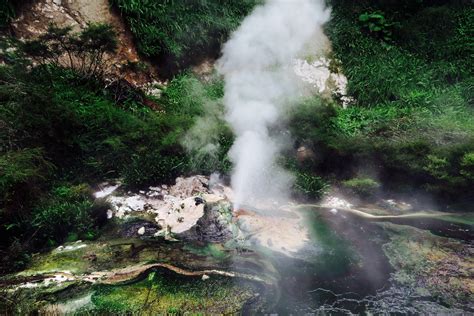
xmin=1 ymin=0 xmax=473 ymax=314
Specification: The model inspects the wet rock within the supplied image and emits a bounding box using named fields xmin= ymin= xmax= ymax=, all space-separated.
xmin=94 ymin=182 xmax=120 ymax=199
xmin=82 ymin=253 xmax=97 ymax=262
xmin=293 ymin=57 xmax=354 ymax=108
xmin=169 ymin=176 xmax=208 ymax=198
xmin=379 ymin=199 xmax=413 ymax=213
xmin=296 ymin=145 xmax=315 ymax=162
xmin=55 ymin=242 xmax=87 ymax=252
xmin=194 ymin=197 xmax=205 ymax=206
xmin=321 ymin=195 xmax=353 ymax=209
xmin=121 ymin=220 xmax=160 ymax=238
xmin=100 ymin=176 xmax=234 ymax=241
xmin=179 ymin=203 xmax=234 ymax=243
xmin=381 ymin=223 xmax=474 ymax=309
xmin=235 ymin=207 xmax=310 ymax=255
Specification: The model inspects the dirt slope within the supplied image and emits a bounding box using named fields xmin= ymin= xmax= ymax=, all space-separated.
xmin=11 ymin=0 xmax=159 ymax=88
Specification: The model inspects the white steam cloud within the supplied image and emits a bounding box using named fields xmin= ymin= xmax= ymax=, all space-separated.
xmin=217 ymin=0 xmax=330 ymax=208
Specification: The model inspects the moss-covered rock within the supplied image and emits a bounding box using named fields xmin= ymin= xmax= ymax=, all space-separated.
xmin=91 ymin=271 xmax=258 ymax=314
xmin=381 ymin=223 xmax=473 ymax=308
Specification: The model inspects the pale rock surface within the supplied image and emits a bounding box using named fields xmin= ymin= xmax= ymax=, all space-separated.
xmin=98 ymin=176 xmax=227 ymax=237
xmin=95 ymin=175 xmax=312 ymax=256
xmin=235 ymin=208 xmax=310 ymax=256
xmin=94 ymin=183 xmax=120 ymax=199
xmin=55 ymin=241 xmax=87 ymax=253
xmin=293 ymin=57 xmax=354 ymax=108
xmin=321 ymin=195 xmax=353 ymax=209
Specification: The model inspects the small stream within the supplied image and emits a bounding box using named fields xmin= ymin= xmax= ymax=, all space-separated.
xmin=2 ymin=191 xmax=472 ymax=314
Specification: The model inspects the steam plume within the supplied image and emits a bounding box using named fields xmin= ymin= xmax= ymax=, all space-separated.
xmin=218 ymin=0 xmax=330 ymax=208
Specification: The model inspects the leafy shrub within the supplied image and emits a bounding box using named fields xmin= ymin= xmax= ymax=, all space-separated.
xmin=342 ymin=177 xmax=380 ymax=198
xmin=395 ymin=6 xmax=473 ymax=67
xmin=293 ymin=171 xmax=328 ymax=201
xmin=0 ymin=63 xmax=197 ymax=186
xmin=289 ymin=97 xmax=338 ymax=142
xmin=328 ymin=2 xmax=472 ymax=108
xmin=359 ymin=11 xmax=398 ymax=42
xmin=161 ymin=73 xmax=233 ymax=175
xmin=420 ymin=152 xmax=468 ymax=196
xmin=423 ymin=155 xmax=450 ymax=180
xmin=21 ymin=23 xmax=118 ymax=79
xmin=460 ymin=152 xmax=474 ymax=180
xmin=31 ymin=184 xmax=96 ymax=243
xmin=0 ymin=148 xmax=53 ymax=211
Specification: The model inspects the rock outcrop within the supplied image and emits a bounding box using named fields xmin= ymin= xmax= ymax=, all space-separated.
xmin=11 ymin=0 xmax=159 ymax=88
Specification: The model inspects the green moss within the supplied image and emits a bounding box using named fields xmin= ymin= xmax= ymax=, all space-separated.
xmin=183 ymin=243 xmax=230 ymax=261
xmin=91 ymin=271 xmax=256 ymax=314
xmin=436 ymin=214 xmax=474 ymax=227
xmin=21 ymin=244 xmax=90 ymax=275
xmin=382 ymin=223 xmax=473 ymax=307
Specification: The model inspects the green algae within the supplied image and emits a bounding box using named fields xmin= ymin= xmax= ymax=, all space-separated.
xmin=436 ymin=214 xmax=474 ymax=226
xmin=2 ymin=235 xmax=266 ymax=314
xmin=18 ymin=236 xmax=233 ymax=279
xmin=20 ymin=243 xmax=93 ymax=275
xmin=182 ymin=243 xmax=230 ymax=261
xmin=381 ymin=223 xmax=474 ymax=308
xmin=91 ymin=270 xmax=258 ymax=314
xmin=42 ymin=292 xmax=94 ymax=315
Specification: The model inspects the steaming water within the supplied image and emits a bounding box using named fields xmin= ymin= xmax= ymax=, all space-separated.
xmin=218 ymin=0 xmax=330 ymax=208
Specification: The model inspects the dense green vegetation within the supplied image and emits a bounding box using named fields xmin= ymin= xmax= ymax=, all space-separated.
xmin=342 ymin=177 xmax=381 ymax=198
xmin=289 ymin=0 xmax=473 ymax=202
xmin=0 ymin=26 xmax=230 ymax=272
xmin=111 ymin=0 xmax=259 ymax=76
